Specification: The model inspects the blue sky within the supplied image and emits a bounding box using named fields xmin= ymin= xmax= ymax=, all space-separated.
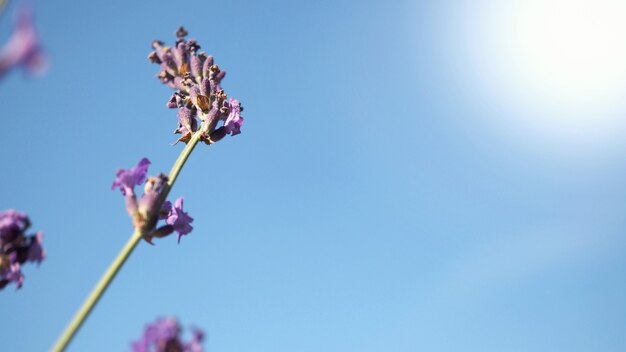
xmin=2 ymin=0 xmax=626 ymax=351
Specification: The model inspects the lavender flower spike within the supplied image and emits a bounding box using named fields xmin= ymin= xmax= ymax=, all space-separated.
xmin=150 ymin=27 xmax=245 ymax=144
xmin=112 ymin=159 xmax=194 ymax=243
xmin=0 ymin=210 xmax=46 ymax=290
xmin=166 ymin=197 xmax=194 ymax=243
xmin=132 ymin=317 xmax=205 ymax=352
xmin=0 ymin=6 xmax=47 ymax=78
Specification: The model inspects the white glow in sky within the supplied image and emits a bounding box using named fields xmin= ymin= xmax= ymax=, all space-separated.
xmin=447 ymin=0 xmax=626 ymax=155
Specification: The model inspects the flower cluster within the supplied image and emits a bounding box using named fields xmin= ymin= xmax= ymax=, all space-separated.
xmin=112 ymin=158 xmax=193 ymax=243
xmin=132 ymin=317 xmax=204 ymax=352
xmin=0 ymin=210 xmax=45 ymax=289
xmin=0 ymin=6 xmax=47 ymax=78
xmin=149 ymin=27 xmax=243 ymax=144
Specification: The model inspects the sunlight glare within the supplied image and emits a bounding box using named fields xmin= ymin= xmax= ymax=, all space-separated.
xmin=449 ymin=0 xmax=626 ymax=155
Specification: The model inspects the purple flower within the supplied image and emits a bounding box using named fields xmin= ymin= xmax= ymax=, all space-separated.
xmin=0 ymin=6 xmax=47 ymax=78
xmin=112 ymin=158 xmax=152 ymax=223
xmin=0 ymin=209 xmax=29 ymax=243
xmin=224 ymin=98 xmax=243 ymax=136
xmin=166 ymin=197 xmax=194 ymax=243
xmin=112 ymin=159 xmax=194 ymax=243
xmin=132 ymin=317 xmax=204 ymax=352
xmin=149 ymin=27 xmax=244 ymax=144
xmin=0 ymin=210 xmax=46 ymax=290
xmin=112 ymin=158 xmax=151 ymax=196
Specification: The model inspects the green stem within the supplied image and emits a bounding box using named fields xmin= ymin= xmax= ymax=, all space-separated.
xmin=52 ymin=130 xmax=203 ymax=351
xmin=163 ymin=131 xmax=203 ymax=205
xmin=51 ymin=229 xmax=143 ymax=352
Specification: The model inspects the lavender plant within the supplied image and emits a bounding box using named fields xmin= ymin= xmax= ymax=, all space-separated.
xmin=0 ymin=210 xmax=45 ymax=289
xmin=132 ymin=317 xmax=204 ymax=352
xmin=111 ymin=158 xmax=194 ymax=243
xmin=52 ymin=27 xmax=244 ymax=351
xmin=0 ymin=3 xmax=47 ymax=78
xmin=0 ymin=3 xmax=47 ymax=291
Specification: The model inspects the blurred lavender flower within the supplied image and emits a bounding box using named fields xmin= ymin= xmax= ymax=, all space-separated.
xmin=0 ymin=5 xmax=47 ymax=78
xmin=131 ymin=317 xmax=204 ymax=352
xmin=149 ymin=27 xmax=244 ymax=144
xmin=112 ymin=158 xmax=150 ymax=197
xmin=0 ymin=209 xmax=46 ymax=290
xmin=166 ymin=197 xmax=194 ymax=243
xmin=112 ymin=158 xmax=193 ymax=243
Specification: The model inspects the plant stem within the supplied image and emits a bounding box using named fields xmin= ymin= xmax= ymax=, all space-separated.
xmin=52 ymin=131 xmax=203 ymax=351
xmin=161 ymin=131 xmax=203 ymax=207
xmin=51 ymin=229 xmax=143 ymax=352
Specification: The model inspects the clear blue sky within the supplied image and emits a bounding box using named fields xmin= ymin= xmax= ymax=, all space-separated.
xmin=2 ymin=0 xmax=626 ymax=351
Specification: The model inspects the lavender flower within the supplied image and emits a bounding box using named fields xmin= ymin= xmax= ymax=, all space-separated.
xmin=112 ymin=158 xmax=194 ymax=243
xmin=131 ymin=317 xmax=204 ymax=352
xmin=0 ymin=6 xmax=47 ymax=78
xmin=0 ymin=210 xmax=46 ymax=290
xmin=166 ymin=197 xmax=194 ymax=243
xmin=224 ymin=98 xmax=243 ymax=136
xmin=149 ymin=27 xmax=244 ymax=144
xmin=112 ymin=158 xmax=151 ymax=196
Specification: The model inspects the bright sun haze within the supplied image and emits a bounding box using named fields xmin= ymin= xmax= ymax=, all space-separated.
xmin=448 ymin=0 xmax=626 ymax=155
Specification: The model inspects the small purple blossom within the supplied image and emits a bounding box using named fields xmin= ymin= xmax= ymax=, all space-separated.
xmin=0 ymin=6 xmax=47 ymax=78
xmin=131 ymin=317 xmax=204 ymax=352
xmin=112 ymin=158 xmax=194 ymax=243
xmin=224 ymin=98 xmax=243 ymax=136
xmin=166 ymin=197 xmax=194 ymax=243
xmin=112 ymin=158 xmax=151 ymax=196
xmin=0 ymin=210 xmax=46 ymax=290
xmin=149 ymin=27 xmax=244 ymax=144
